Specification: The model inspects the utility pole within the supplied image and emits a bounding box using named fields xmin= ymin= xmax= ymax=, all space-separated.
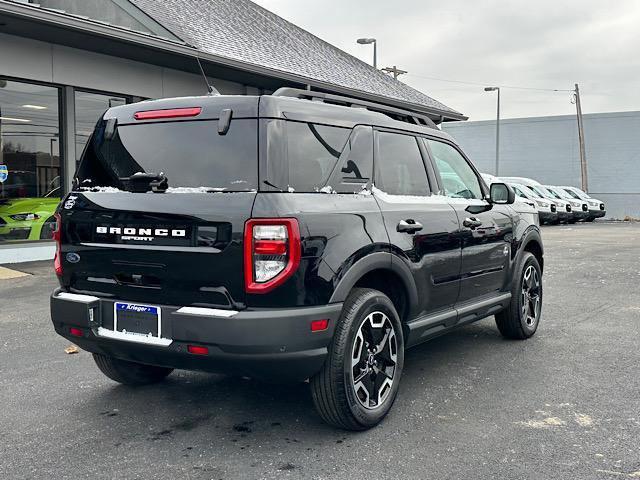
xmin=574 ymin=83 xmax=588 ymax=192
xmin=484 ymin=86 xmax=501 ymax=176
xmin=381 ymin=66 xmax=408 ymax=80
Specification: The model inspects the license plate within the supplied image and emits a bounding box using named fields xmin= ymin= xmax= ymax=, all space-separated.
xmin=114 ymin=302 xmax=161 ymax=338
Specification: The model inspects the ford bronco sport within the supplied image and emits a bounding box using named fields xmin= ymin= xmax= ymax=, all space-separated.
xmin=50 ymin=89 xmax=544 ymax=430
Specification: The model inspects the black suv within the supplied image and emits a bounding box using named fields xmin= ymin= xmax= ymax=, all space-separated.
xmin=50 ymin=89 xmax=544 ymax=430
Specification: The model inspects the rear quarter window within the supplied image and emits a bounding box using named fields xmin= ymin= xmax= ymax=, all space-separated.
xmin=284 ymin=121 xmax=350 ymax=192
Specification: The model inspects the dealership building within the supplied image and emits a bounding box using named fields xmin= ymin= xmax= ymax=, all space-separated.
xmin=0 ymin=0 xmax=465 ymax=263
xmin=443 ymin=111 xmax=640 ymax=220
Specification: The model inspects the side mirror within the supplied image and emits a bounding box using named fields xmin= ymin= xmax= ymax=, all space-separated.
xmin=490 ymin=182 xmax=515 ymax=204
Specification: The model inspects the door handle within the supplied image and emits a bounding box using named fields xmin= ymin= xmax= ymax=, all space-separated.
xmin=463 ymin=217 xmax=483 ymax=229
xmin=397 ymin=219 xmax=423 ymax=233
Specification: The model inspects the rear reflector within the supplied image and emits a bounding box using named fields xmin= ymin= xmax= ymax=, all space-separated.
xmin=311 ymin=319 xmax=329 ymax=332
xmin=69 ymin=327 xmax=83 ymax=337
xmin=134 ymin=107 xmax=202 ymax=120
xmin=187 ymin=345 xmax=209 ymax=355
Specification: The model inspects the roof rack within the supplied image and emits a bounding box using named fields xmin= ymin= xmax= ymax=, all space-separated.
xmin=272 ymin=87 xmax=438 ymax=129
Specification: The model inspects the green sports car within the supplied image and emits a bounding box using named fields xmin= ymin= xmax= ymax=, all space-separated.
xmin=0 ymin=195 xmax=60 ymax=241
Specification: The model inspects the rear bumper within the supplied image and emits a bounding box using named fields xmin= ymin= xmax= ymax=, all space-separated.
xmin=50 ymin=289 xmax=342 ymax=382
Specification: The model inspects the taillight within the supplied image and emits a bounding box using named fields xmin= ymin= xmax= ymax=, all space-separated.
xmin=244 ymin=219 xmax=300 ymax=294
xmin=53 ymin=212 xmax=62 ymax=276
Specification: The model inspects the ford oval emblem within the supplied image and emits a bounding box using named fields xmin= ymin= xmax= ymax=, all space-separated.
xmin=66 ymin=252 xmax=81 ymax=263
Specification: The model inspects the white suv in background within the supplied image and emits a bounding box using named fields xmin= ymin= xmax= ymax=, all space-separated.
xmin=544 ymin=185 xmax=590 ymax=222
xmin=500 ymin=177 xmax=573 ymax=224
xmin=507 ymin=182 xmax=558 ymax=225
xmin=558 ymin=186 xmax=606 ymax=221
xmin=480 ymin=174 xmax=538 ymax=219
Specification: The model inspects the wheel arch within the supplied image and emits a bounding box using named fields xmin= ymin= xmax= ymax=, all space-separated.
xmin=520 ymin=228 xmax=544 ymax=272
xmin=328 ymin=252 xmax=419 ymax=323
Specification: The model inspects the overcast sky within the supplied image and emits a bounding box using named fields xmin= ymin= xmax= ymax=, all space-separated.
xmin=253 ymin=0 xmax=640 ymax=121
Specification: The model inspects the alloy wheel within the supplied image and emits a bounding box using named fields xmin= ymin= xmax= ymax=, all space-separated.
xmin=521 ymin=265 xmax=541 ymax=328
xmin=350 ymin=311 xmax=398 ymax=410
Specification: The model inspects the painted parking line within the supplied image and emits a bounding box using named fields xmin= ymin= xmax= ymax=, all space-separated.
xmin=0 ymin=266 xmax=30 ymax=280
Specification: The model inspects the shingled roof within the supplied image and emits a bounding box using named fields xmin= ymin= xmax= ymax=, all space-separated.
xmin=128 ymin=0 xmax=465 ymax=120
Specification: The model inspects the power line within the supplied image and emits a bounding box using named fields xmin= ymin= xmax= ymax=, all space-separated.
xmin=381 ymin=65 xmax=408 ymax=80
xmin=404 ymin=72 xmax=574 ymax=92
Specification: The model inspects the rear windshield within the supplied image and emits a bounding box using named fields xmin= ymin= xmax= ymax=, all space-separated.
xmin=76 ymin=119 xmax=258 ymax=192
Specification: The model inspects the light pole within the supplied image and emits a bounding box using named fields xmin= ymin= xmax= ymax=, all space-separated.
xmin=484 ymin=86 xmax=501 ymax=176
xmin=357 ymin=38 xmax=377 ymax=69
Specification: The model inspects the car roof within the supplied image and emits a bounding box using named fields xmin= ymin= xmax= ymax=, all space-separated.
xmin=498 ymin=176 xmax=541 ymax=186
xmin=103 ymin=94 xmax=456 ymax=141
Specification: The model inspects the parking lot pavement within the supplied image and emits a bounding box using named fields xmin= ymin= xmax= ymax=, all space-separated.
xmin=0 ymin=222 xmax=639 ymax=480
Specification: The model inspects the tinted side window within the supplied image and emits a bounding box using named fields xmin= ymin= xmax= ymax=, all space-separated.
xmin=427 ymin=140 xmax=482 ymax=200
xmin=329 ymin=126 xmax=373 ymax=193
xmin=338 ymin=126 xmax=372 ymax=184
xmin=375 ymin=132 xmax=430 ymax=196
xmin=286 ymin=122 xmax=350 ymax=191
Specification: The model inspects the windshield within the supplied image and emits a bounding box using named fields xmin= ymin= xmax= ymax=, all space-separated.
xmin=563 ymin=188 xmax=582 ymax=199
xmin=513 ymin=184 xmax=538 ymax=198
xmin=566 ymin=187 xmax=589 ymax=200
xmin=543 ymin=187 xmax=561 ymax=199
xmin=511 ymin=184 xmax=529 ymax=199
xmin=527 ymin=185 xmax=550 ymax=198
xmin=76 ymin=119 xmax=258 ymax=192
xmin=548 ymin=186 xmax=571 ymax=200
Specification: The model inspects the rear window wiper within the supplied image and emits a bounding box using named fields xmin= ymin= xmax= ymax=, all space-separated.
xmin=263 ymin=179 xmax=285 ymax=192
xmin=119 ymin=172 xmax=168 ymax=193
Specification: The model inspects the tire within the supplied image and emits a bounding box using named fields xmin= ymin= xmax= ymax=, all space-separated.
xmin=495 ymin=252 xmax=542 ymax=340
xmin=310 ymin=288 xmax=405 ymax=431
xmin=586 ymin=217 xmax=595 ymax=222
xmin=93 ymin=353 xmax=173 ymax=385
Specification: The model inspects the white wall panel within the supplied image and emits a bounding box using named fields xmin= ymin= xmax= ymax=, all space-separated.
xmin=52 ymin=43 xmax=164 ymax=97
xmin=0 ymin=33 xmax=54 ymax=82
xmin=443 ymin=112 xmax=640 ymax=219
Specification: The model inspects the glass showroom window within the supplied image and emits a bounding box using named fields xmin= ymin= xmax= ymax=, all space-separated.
xmin=0 ymin=78 xmax=61 ymax=242
xmin=74 ymin=91 xmax=127 ymax=162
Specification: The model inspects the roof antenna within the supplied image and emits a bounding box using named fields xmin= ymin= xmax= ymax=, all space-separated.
xmin=195 ymin=56 xmax=219 ymax=96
